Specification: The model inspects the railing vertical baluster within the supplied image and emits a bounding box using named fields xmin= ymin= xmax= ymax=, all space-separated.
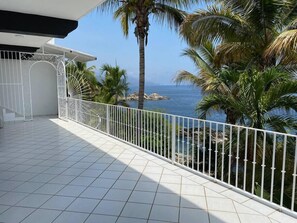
xmin=280 ymin=135 xmax=287 ymax=207
xmin=153 ymin=112 xmax=156 ymax=153
xmin=197 ymin=120 xmax=200 ymax=172
xmin=161 ymin=114 xmax=163 ymax=157
xmin=171 ymin=115 xmax=176 ymax=164
xmin=187 ymin=118 xmax=190 ymax=167
xmin=177 ymin=117 xmax=180 ymax=163
xmin=260 ymin=132 xmax=266 ymax=198
xmin=243 ymin=128 xmax=248 ymax=191
xmin=209 ymin=123 xmax=212 ymax=176
xmin=164 ymin=115 xmax=166 ymax=158
xmin=215 ymin=123 xmax=218 ymax=179
xmin=291 ymin=137 xmax=297 ymax=211
xmin=252 ymin=130 xmax=257 ymax=194
xmin=235 ymin=127 xmax=240 ymax=188
xmin=75 ymin=99 xmax=78 ymax=122
xmin=106 ymin=104 xmax=110 ymax=135
xmin=140 ymin=110 xmax=143 ymax=148
xmin=228 ymin=126 xmax=232 ymax=185
xmin=182 ymin=118 xmax=185 ymax=165
xmin=203 ymin=121 xmax=206 ymax=174
xmin=168 ymin=115 xmax=170 ymax=158
xmin=157 ymin=113 xmax=159 ymax=154
xmin=150 ymin=111 xmax=152 ymax=151
xmin=192 ymin=119 xmax=195 ymax=169
xmin=221 ymin=124 xmax=225 ymax=182
xmin=270 ymin=134 xmax=277 ymax=202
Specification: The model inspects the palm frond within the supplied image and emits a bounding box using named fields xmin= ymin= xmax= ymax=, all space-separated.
xmin=180 ymin=5 xmax=250 ymax=46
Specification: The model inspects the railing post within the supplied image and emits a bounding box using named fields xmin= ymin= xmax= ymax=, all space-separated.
xmin=171 ymin=115 xmax=176 ymax=164
xmin=75 ymin=99 xmax=78 ymax=122
xmin=106 ymin=104 xmax=110 ymax=135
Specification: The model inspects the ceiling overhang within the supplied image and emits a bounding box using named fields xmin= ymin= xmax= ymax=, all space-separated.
xmin=0 ymin=10 xmax=78 ymax=38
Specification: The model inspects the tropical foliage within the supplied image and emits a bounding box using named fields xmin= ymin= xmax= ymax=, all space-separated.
xmin=97 ymin=64 xmax=129 ymax=105
xmin=180 ymin=0 xmax=297 ymax=68
xmin=98 ymin=0 xmax=197 ymax=109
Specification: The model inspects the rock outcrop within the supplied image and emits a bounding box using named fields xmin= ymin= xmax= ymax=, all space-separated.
xmin=125 ymin=92 xmax=169 ymax=101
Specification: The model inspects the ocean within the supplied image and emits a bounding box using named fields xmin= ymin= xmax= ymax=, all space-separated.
xmin=128 ymin=85 xmax=226 ymax=122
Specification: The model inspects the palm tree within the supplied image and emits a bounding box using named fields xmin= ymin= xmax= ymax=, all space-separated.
xmin=198 ymin=68 xmax=297 ymax=132
xmin=99 ymin=0 xmax=196 ymax=109
xmin=98 ymin=64 xmax=129 ymax=105
xmin=174 ymin=41 xmax=242 ymax=124
xmin=180 ymin=0 xmax=297 ymax=69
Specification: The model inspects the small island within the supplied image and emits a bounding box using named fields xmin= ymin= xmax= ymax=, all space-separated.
xmin=125 ymin=92 xmax=169 ymax=101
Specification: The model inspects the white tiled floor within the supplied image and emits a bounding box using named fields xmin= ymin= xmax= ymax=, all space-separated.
xmin=0 ymin=117 xmax=296 ymax=223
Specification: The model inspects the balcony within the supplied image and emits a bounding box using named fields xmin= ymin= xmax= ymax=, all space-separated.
xmin=0 ymin=113 xmax=296 ymax=222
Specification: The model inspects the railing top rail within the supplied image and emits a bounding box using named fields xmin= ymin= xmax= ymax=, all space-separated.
xmin=67 ymin=97 xmax=297 ymax=138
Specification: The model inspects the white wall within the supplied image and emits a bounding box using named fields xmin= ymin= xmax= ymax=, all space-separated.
xmin=30 ymin=62 xmax=58 ymax=116
xmin=0 ymin=58 xmax=23 ymax=116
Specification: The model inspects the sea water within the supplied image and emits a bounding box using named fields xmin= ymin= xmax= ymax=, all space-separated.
xmin=128 ymin=85 xmax=226 ymax=122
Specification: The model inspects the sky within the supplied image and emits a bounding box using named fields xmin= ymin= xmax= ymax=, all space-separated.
xmin=56 ymin=6 xmax=201 ymax=85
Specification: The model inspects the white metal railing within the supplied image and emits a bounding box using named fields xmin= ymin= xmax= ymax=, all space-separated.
xmin=65 ymin=97 xmax=297 ymax=215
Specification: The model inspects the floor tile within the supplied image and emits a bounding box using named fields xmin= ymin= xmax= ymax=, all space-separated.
xmin=238 ymin=213 xmax=271 ymax=223
xmin=93 ymin=200 xmax=125 ymax=215
xmin=52 ymin=211 xmax=89 ymax=223
xmin=0 ymin=192 xmax=28 ymax=205
xmin=0 ymin=205 xmax=10 ymax=214
xmin=41 ymin=196 xmax=75 ymax=210
xmin=149 ymin=205 xmax=179 ymax=222
xmin=180 ymin=195 xmax=207 ymax=209
xmin=180 ymin=208 xmax=209 ymax=223
xmin=49 ymin=175 xmax=76 ymax=185
xmin=91 ymin=178 xmax=116 ymax=188
xmin=181 ymin=185 xmax=205 ymax=196
xmin=104 ymin=189 xmax=132 ymax=202
xmin=242 ymin=199 xmax=276 ymax=215
xmin=129 ymin=191 xmax=155 ymax=204
xmin=117 ymin=217 xmax=147 ymax=223
xmin=16 ymin=194 xmax=51 ymax=208
xmin=66 ymin=198 xmax=99 ymax=213
xmin=34 ymin=183 xmax=65 ymax=195
xmin=207 ymin=197 xmax=236 ymax=212
xmin=80 ymin=187 xmax=109 ymax=199
xmin=121 ymin=202 xmax=151 ymax=219
xmin=112 ymin=180 xmax=137 ymax=190
xmin=209 ymin=211 xmax=240 ymax=223
xmin=85 ymin=214 xmax=117 ymax=223
xmin=13 ymin=182 xmax=44 ymax=193
xmin=21 ymin=209 xmax=61 ymax=223
xmin=56 ymin=185 xmax=86 ymax=197
xmin=80 ymin=169 xmax=103 ymax=178
xmin=135 ymin=181 xmax=158 ymax=192
xmin=269 ymin=211 xmax=297 ymax=223
xmin=154 ymin=193 xmax=180 ymax=206
xmin=29 ymin=174 xmax=57 ymax=183
xmin=69 ymin=176 xmax=96 ymax=186
xmin=0 ymin=207 xmax=35 ymax=223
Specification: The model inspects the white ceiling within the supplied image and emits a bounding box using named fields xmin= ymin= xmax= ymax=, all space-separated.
xmin=0 ymin=0 xmax=105 ymax=20
xmin=0 ymin=32 xmax=52 ymax=48
xmin=0 ymin=0 xmax=105 ymax=49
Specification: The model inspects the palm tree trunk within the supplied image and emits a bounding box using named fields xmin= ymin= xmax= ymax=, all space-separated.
xmin=138 ymin=35 xmax=145 ymax=109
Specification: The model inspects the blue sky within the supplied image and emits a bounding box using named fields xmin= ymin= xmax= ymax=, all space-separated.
xmin=56 ymin=7 xmax=200 ymax=85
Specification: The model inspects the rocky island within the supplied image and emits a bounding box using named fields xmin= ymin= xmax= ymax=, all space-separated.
xmin=125 ymin=92 xmax=169 ymax=101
